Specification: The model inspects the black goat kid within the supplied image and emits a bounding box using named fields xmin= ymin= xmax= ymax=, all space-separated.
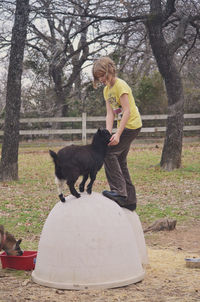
xmin=49 ymin=128 xmax=111 ymax=202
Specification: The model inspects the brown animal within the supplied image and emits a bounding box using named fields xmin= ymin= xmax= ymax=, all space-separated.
xmin=0 ymin=225 xmax=23 ymax=256
xmin=144 ymin=218 xmax=177 ymax=233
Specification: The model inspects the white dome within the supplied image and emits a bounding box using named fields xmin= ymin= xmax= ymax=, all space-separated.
xmin=32 ymin=192 xmax=148 ymax=290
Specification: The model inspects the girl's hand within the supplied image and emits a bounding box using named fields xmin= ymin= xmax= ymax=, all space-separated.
xmin=108 ymin=133 xmax=120 ymax=146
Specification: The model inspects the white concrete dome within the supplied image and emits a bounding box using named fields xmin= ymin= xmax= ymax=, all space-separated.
xmin=32 ymin=192 xmax=148 ymax=290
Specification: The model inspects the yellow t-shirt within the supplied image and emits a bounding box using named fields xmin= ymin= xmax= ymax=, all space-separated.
xmin=103 ymin=78 xmax=142 ymax=129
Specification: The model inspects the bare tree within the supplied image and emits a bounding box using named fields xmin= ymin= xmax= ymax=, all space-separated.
xmin=145 ymin=0 xmax=200 ymax=170
xmin=0 ymin=1 xmax=150 ymax=118
xmin=25 ymin=0 xmax=122 ymax=118
xmin=0 ymin=0 xmax=29 ymax=181
xmin=145 ymin=0 xmax=185 ymax=170
xmin=73 ymin=0 xmax=200 ymax=170
xmin=1 ymin=0 xmax=199 ymax=172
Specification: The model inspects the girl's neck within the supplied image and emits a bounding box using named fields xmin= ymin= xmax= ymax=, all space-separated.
xmin=108 ymin=77 xmax=117 ymax=87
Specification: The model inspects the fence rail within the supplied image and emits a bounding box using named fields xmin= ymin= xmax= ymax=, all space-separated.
xmin=0 ymin=113 xmax=199 ymax=144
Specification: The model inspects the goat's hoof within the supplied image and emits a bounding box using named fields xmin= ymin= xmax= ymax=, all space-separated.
xmin=79 ymin=185 xmax=84 ymax=192
xmin=75 ymin=193 xmax=81 ymax=198
xmin=59 ymin=194 xmax=66 ymax=202
xmin=87 ymin=189 xmax=92 ymax=195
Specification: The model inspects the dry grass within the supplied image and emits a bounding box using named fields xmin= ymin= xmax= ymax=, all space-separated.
xmin=0 ymin=248 xmax=200 ymax=302
xmin=0 ymin=140 xmax=200 ymax=301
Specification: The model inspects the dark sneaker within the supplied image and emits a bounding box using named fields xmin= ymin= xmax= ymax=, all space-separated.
xmin=124 ymin=203 xmax=137 ymax=211
xmin=102 ymin=190 xmax=136 ymax=211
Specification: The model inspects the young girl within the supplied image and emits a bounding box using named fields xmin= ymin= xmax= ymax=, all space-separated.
xmin=92 ymin=56 xmax=142 ymax=211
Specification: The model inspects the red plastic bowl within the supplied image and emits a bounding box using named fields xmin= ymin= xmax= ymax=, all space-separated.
xmin=0 ymin=251 xmax=37 ymax=271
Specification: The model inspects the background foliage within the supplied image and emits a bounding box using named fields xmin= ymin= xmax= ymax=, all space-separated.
xmin=0 ymin=0 xmax=199 ymax=118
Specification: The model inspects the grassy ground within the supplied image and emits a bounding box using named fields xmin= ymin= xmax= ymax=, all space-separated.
xmin=0 ymin=140 xmax=200 ymax=302
xmin=0 ymin=141 xmax=199 ymax=251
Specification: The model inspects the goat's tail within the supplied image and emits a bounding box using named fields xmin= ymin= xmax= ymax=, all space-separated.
xmin=49 ymin=150 xmax=58 ymax=166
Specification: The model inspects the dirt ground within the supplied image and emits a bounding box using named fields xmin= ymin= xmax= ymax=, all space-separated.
xmin=0 ymin=220 xmax=200 ymax=302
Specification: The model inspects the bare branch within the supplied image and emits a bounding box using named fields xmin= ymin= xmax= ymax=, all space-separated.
xmin=163 ymin=0 xmax=176 ymax=21
xmin=66 ymin=11 xmax=147 ymax=24
xmin=180 ymin=29 xmax=198 ymax=70
xmin=168 ymin=16 xmax=189 ymax=55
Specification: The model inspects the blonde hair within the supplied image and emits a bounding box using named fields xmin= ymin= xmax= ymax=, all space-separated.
xmin=92 ymin=56 xmax=116 ymax=88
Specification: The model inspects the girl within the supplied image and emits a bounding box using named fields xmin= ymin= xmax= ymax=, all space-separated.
xmin=92 ymin=56 xmax=142 ymax=211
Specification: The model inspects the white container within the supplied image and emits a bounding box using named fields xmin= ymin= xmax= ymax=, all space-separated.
xmin=185 ymin=258 xmax=200 ymax=268
xmin=32 ymin=192 xmax=147 ymax=290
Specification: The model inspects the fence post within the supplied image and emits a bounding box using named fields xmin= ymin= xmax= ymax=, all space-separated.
xmin=82 ymin=112 xmax=87 ymax=144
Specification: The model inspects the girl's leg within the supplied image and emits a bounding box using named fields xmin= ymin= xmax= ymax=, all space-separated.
xmin=118 ymin=148 xmax=137 ymax=203
xmin=104 ymin=127 xmax=141 ymax=201
xmin=104 ymin=152 xmax=127 ymax=196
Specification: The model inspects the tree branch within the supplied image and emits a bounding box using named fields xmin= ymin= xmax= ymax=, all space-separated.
xmin=180 ymin=29 xmax=198 ymax=70
xmin=163 ymin=0 xmax=176 ymax=21
xmin=26 ymin=42 xmax=49 ymax=60
xmin=67 ymin=11 xmax=147 ymax=23
xmin=168 ymin=16 xmax=189 ymax=55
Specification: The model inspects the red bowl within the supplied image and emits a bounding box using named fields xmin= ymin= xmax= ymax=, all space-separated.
xmin=0 ymin=251 xmax=37 ymax=271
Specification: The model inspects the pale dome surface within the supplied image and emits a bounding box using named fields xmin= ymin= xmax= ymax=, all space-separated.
xmin=32 ymin=192 xmax=147 ymax=290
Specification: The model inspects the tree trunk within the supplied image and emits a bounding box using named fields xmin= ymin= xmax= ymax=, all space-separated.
xmin=0 ymin=0 xmax=29 ymax=181
xmin=52 ymin=67 xmax=68 ymax=118
xmin=146 ymin=4 xmax=184 ymax=170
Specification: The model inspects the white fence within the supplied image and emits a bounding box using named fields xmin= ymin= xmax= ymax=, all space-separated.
xmin=0 ymin=113 xmax=199 ymax=144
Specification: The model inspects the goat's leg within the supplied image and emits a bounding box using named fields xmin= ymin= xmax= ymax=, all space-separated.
xmin=67 ymin=180 xmax=81 ymax=198
xmin=55 ymin=177 xmax=66 ymax=202
xmin=79 ymin=174 xmax=89 ymax=192
xmin=86 ymin=170 xmax=97 ymax=194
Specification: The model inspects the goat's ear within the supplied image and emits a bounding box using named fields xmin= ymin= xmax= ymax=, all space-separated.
xmin=17 ymin=239 xmax=22 ymax=246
